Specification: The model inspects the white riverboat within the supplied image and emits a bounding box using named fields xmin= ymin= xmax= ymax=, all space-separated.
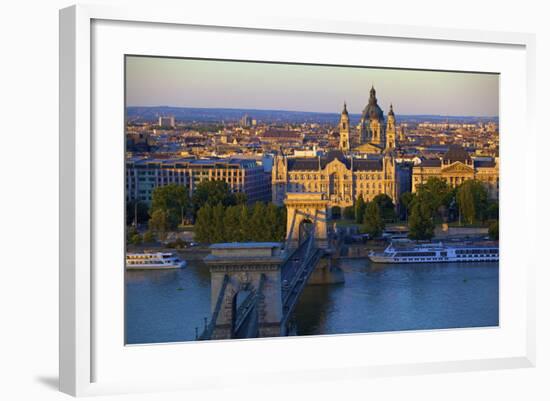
xmin=368 ymin=242 xmax=498 ymax=264
xmin=126 ymin=252 xmax=187 ymax=270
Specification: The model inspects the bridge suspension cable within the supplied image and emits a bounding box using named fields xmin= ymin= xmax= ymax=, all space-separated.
xmin=198 ymin=274 xmax=229 ymax=340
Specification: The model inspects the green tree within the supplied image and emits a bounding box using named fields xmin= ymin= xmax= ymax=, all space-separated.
xmin=355 ymin=194 xmax=367 ymax=224
xmin=129 ymin=234 xmax=142 ymax=245
xmin=126 ymin=200 xmax=149 ymax=226
xmin=399 ymin=191 xmax=414 ymax=221
xmin=223 ymin=205 xmax=242 ymax=242
xmin=150 ymin=184 xmax=190 ymax=229
xmin=362 ymin=201 xmax=385 ymax=238
xmin=211 ymin=203 xmax=226 ymax=243
xmin=149 ymin=209 xmax=169 ymax=240
xmin=127 ymin=226 xmax=141 ymax=245
xmin=343 ymin=206 xmax=355 ymax=220
xmin=194 ymin=204 xmax=214 ymax=242
xmin=143 ymin=231 xmax=155 ymax=243
xmin=265 ymin=203 xmax=283 ymax=241
xmin=194 ymin=201 xmax=286 ymax=244
xmin=408 ymin=201 xmax=435 ymax=240
xmin=456 ymin=180 xmax=488 ymax=225
xmin=485 ymin=200 xmax=499 ymax=221
xmin=192 ymin=180 xmax=235 ymax=214
xmin=488 ymin=220 xmax=499 ymax=240
xmin=234 ymin=192 xmax=248 ymax=206
xmin=373 ymin=194 xmax=396 ymax=222
xmin=249 ymin=202 xmax=268 ymax=241
xmin=239 ymin=204 xmax=253 ymax=241
xmin=415 ymin=177 xmax=452 ymax=221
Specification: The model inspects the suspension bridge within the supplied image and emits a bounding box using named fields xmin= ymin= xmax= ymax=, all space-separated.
xmin=197 ymin=192 xmax=343 ymax=340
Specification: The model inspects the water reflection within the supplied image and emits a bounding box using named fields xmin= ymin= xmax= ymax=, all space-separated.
xmin=125 ymin=260 xmax=211 ymax=344
xmin=292 ymin=260 xmax=499 ymax=336
xmin=125 ymin=258 xmax=499 ymax=344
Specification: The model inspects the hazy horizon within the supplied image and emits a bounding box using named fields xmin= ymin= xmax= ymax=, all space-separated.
xmin=126 ymin=104 xmax=498 ymax=118
xmin=126 ymin=56 xmax=499 ymax=117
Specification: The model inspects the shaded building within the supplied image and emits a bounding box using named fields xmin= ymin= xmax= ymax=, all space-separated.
xmin=412 ymin=145 xmax=499 ymax=199
xmin=272 ymin=150 xmax=409 ymax=210
xmin=126 ymin=157 xmax=271 ymax=205
xmin=126 ymin=131 xmax=152 ymax=152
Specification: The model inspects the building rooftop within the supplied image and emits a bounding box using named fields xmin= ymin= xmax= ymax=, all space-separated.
xmin=126 ymin=156 xmax=260 ymax=169
xmin=285 ymin=151 xmax=383 ymax=172
xmin=206 ymin=242 xmax=284 ymax=262
xmin=419 ymin=158 xmax=442 ymax=167
xmin=353 ymin=159 xmax=383 ymax=171
xmin=443 ymin=145 xmax=471 ymax=163
xmin=473 ymin=160 xmax=496 ymax=168
xmin=209 ymin=242 xmax=282 ymax=249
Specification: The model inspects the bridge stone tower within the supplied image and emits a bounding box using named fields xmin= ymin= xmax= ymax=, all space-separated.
xmin=204 ymin=243 xmax=285 ymax=339
xmin=284 ymin=192 xmax=329 ymax=249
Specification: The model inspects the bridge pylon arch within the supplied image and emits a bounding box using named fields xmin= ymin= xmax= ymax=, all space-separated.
xmin=284 ymin=192 xmax=329 ymax=250
xmin=203 ymin=243 xmax=285 ymax=340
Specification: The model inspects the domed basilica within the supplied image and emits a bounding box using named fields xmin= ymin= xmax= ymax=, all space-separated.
xmin=272 ymin=87 xmax=408 ymax=210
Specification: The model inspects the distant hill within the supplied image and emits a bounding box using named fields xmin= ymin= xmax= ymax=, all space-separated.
xmin=126 ymin=106 xmax=498 ymax=125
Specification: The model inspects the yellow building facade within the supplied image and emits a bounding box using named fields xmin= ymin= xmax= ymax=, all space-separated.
xmin=272 ymin=150 xmax=399 ymax=209
xmin=273 ymin=88 xmax=405 ymax=210
xmin=412 ymin=145 xmax=499 ymax=199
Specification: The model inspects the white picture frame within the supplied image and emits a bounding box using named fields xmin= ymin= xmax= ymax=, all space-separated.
xmin=59 ymin=4 xmax=536 ymax=397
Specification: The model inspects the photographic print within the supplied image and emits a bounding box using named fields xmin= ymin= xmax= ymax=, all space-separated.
xmin=124 ymin=56 xmax=499 ymax=344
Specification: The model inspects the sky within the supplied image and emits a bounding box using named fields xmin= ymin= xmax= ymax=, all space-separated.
xmin=126 ymin=56 xmax=499 ymax=117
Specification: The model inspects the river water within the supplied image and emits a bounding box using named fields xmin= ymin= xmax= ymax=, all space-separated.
xmin=125 ymin=259 xmax=498 ymax=344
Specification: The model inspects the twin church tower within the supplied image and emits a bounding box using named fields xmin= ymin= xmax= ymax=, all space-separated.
xmin=338 ymin=86 xmax=399 ymax=154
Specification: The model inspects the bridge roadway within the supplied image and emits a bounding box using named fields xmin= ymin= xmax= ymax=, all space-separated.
xmin=280 ymin=235 xmax=324 ymax=328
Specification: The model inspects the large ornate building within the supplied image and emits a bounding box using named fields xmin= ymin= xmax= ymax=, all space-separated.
xmin=272 ymin=150 xmax=403 ymax=209
xmin=353 ymin=86 xmax=396 ymax=154
xmin=272 ymin=87 xmax=406 ymax=210
xmin=412 ymin=145 xmax=499 ymax=199
xmin=272 ymin=86 xmax=499 ymax=210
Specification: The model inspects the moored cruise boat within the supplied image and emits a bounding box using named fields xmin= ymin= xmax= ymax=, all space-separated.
xmin=126 ymin=252 xmax=187 ymax=270
xmin=368 ymin=242 xmax=498 ymax=264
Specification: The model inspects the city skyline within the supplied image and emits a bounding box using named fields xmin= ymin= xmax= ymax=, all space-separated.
xmin=126 ymin=56 xmax=499 ymax=117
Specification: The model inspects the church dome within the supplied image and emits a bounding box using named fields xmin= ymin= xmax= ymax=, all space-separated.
xmin=365 ymin=103 xmax=384 ymax=120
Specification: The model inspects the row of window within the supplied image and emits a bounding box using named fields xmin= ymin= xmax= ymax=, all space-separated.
xmin=456 ymin=254 xmax=498 ymax=258
xmin=456 ymin=249 xmax=498 ymax=255
xmin=284 ymin=183 xmax=384 ymax=196
xmin=127 ymin=169 xmax=245 ymax=176
xmin=358 ymin=183 xmax=383 ymax=189
xmin=132 ymin=176 xmax=243 ymax=184
xmin=289 ymin=173 xmax=383 ymax=180
xmin=393 ymin=254 xmax=497 ymax=262
xmin=396 ymin=252 xmax=437 ymax=257
xmin=413 ymin=176 xmax=499 ymax=183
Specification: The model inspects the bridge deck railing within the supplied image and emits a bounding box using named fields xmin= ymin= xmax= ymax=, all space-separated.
xmin=281 ymin=246 xmax=323 ymax=326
